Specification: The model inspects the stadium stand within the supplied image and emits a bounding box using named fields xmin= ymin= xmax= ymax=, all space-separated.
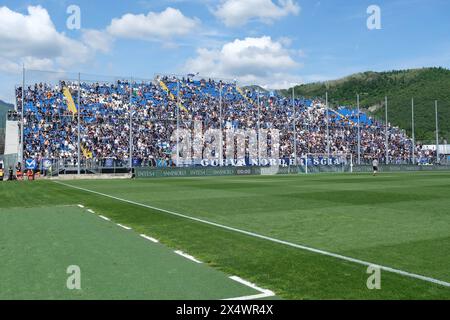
xmin=10 ymin=76 xmax=435 ymax=169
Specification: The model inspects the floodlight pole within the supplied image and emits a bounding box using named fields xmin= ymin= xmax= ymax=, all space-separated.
xmin=411 ymin=98 xmax=415 ymax=165
xmin=257 ymin=90 xmax=261 ymax=165
xmin=435 ymin=100 xmax=440 ymax=164
xmin=77 ymin=73 xmax=81 ymax=175
xmin=20 ymin=65 xmax=25 ymax=166
xmin=292 ymin=87 xmax=297 ymax=166
xmin=129 ymin=78 xmax=133 ymax=170
xmin=357 ymin=94 xmax=361 ymax=165
xmin=326 ymin=92 xmax=330 ymax=158
xmin=219 ymin=83 xmax=223 ymax=167
xmin=176 ymin=79 xmax=180 ymax=167
xmin=385 ymin=96 xmax=389 ymax=165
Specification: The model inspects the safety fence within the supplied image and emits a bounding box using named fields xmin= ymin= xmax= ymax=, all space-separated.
xmin=135 ymin=164 xmax=450 ymax=178
xmin=9 ymin=68 xmax=449 ymax=174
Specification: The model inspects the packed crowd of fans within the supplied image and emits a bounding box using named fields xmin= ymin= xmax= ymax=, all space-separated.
xmin=12 ymin=76 xmax=434 ymax=168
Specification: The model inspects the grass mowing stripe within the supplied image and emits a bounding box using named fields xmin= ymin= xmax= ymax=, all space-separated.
xmin=54 ymin=180 xmax=450 ymax=288
xmin=0 ymin=205 xmax=262 ymax=299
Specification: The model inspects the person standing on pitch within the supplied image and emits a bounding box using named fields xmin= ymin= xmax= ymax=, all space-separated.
xmin=372 ymin=158 xmax=379 ymax=176
xmin=8 ymin=166 xmax=14 ymax=181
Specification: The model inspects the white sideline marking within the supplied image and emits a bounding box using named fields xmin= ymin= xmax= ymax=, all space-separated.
xmin=224 ymin=276 xmax=275 ymax=300
xmin=54 ymin=181 xmax=450 ymax=288
xmin=99 ymin=215 xmax=110 ymax=221
xmin=117 ymin=223 xmax=132 ymax=230
xmin=87 ymin=209 xmax=95 ymax=214
xmin=78 ymin=204 xmax=84 ymax=208
xmin=140 ymin=234 xmax=159 ymax=243
xmin=175 ymin=250 xmax=202 ymax=263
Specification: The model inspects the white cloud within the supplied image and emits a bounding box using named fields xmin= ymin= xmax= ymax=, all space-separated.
xmin=22 ymin=57 xmax=55 ymax=70
xmin=82 ymin=29 xmax=114 ymax=54
xmin=107 ymin=7 xmax=200 ymax=41
xmin=214 ymin=0 xmax=300 ymax=27
xmin=0 ymin=57 xmax=21 ymax=73
xmin=184 ymin=36 xmax=303 ymax=89
xmin=0 ymin=5 xmax=100 ymax=73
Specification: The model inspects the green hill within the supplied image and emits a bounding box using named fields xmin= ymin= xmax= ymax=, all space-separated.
xmin=0 ymin=100 xmax=14 ymax=129
xmin=284 ymin=67 xmax=450 ymax=143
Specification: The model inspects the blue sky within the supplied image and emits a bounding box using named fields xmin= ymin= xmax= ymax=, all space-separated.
xmin=0 ymin=0 xmax=449 ymax=102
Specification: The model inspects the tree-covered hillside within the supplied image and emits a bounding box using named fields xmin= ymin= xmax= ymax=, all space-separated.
xmin=283 ymin=68 xmax=450 ymax=143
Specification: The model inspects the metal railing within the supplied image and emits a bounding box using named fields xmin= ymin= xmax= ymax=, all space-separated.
xmin=9 ymin=68 xmax=447 ymax=175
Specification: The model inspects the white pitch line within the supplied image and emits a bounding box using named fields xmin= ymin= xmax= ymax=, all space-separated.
xmin=87 ymin=209 xmax=95 ymax=214
xmin=223 ymin=292 xmax=274 ymax=301
xmin=78 ymin=204 xmax=85 ymax=208
xmin=224 ymin=276 xmax=275 ymax=300
xmin=99 ymin=215 xmax=111 ymax=221
xmin=53 ymin=181 xmax=450 ymax=288
xmin=117 ymin=223 xmax=132 ymax=230
xmin=175 ymin=250 xmax=202 ymax=263
xmin=140 ymin=234 xmax=159 ymax=243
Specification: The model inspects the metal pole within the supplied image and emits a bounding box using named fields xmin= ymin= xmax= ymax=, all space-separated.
xmin=385 ymin=96 xmax=389 ymax=165
xmin=326 ymin=92 xmax=330 ymax=157
xmin=129 ymin=78 xmax=133 ymax=170
xmin=357 ymin=94 xmax=361 ymax=165
xmin=435 ymin=100 xmax=439 ymax=164
xmin=411 ymin=98 xmax=415 ymax=164
xmin=20 ymin=65 xmax=25 ymax=166
xmin=219 ymin=83 xmax=223 ymax=166
xmin=292 ymin=87 xmax=297 ymax=166
xmin=77 ymin=73 xmax=81 ymax=175
xmin=257 ymin=90 xmax=261 ymax=165
xmin=176 ymin=79 xmax=181 ymax=166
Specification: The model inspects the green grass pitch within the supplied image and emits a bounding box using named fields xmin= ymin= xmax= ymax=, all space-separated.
xmin=0 ymin=206 xmax=263 ymax=300
xmin=1 ymin=171 xmax=450 ymax=299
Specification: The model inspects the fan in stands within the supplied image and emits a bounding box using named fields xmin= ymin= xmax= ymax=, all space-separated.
xmin=11 ymin=75 xmax=435 ymax=169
